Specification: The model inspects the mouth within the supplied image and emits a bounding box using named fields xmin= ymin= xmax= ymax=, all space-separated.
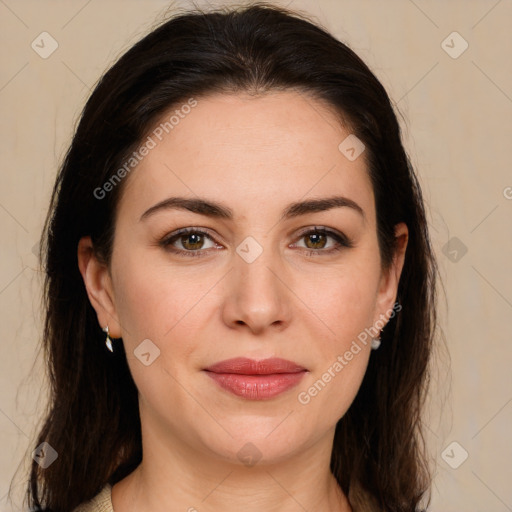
xmin=203 ymin=357 xmax=308 ymax=400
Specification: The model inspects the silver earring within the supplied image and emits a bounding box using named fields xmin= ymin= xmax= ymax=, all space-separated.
xmin=103 ymin=326 xmax=113 ymax=352
xmin=371 ymin=334 xmax=381 ymax=350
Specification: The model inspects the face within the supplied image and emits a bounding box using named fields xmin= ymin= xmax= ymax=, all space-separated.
xmin=79 ymin=91 xmax=407 ymax=466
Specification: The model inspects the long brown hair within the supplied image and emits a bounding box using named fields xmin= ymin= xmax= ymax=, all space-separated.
xmin=24 ymin=3 xmax=439 ymax=510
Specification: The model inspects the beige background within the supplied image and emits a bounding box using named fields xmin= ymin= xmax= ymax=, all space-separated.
xmin=1 ymin=0 xmax=511 ymax=510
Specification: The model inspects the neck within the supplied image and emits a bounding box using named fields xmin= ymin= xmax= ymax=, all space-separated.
xmin=112 ymin=419 xmax=352 ymax=512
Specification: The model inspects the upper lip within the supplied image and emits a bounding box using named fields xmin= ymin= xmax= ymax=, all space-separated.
xmin=204 ymin=357 xmax=307 ymax=375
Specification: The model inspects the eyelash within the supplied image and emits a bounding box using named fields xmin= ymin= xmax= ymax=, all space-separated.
xmin=158 ymin=226 xmax=354 ymax=258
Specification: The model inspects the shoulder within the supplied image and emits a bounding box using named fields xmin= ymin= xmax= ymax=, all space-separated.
xmin=72 ymin=484 xmax=113 ymax=512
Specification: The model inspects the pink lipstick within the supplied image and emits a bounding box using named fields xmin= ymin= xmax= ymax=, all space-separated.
xmin=203 ymin=357 xmax=307 ymax=400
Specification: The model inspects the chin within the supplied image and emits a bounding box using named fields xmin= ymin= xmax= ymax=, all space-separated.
xmin=197 ymin=419 xmax=313 ymax=467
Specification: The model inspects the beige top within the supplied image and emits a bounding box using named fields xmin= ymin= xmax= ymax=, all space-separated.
xmin=72 ymin=484 xmax=114 ymax=512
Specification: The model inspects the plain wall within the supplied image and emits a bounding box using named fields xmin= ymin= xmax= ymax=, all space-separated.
xmin=1 ymin=0 xmax=511 ymax=510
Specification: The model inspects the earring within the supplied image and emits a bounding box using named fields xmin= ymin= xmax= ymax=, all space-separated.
xmin=103 ymin=325 xmax=113 ymax=352
xmin=371 ymin=334 xmax=381 ymax=350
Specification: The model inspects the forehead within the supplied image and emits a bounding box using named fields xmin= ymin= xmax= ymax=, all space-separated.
xmin=117 ymin=91 xmax=375 ymax=224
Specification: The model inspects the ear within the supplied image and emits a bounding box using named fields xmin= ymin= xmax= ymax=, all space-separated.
xmin=373 ymin=222 xmax=408 ymax=325
xmin=77 ymin=236 xmax=122 ymax=338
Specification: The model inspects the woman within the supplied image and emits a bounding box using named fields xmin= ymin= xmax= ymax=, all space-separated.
xmin=27 ymin=2 xmax=439 ymax=511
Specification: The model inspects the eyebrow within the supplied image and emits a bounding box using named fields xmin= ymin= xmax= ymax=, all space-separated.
xmin=139 ymin=195 xmax=365 ymax=222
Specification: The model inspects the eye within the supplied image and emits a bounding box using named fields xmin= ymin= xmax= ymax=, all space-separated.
xmin=159 ymin=228 xmax=220 ymax=257
xmin=158 ymin=226 xmax=354 ymax=258
xmin=292 ymin=227 xmax=354 ymax=255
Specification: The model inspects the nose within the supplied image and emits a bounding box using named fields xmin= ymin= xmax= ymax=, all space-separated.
xmin=221 ymin=242 xmax=292 ymax=335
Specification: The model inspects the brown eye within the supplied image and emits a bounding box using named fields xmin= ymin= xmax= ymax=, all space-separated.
xmin=303 ymin=232 xmax=328 ymax=250
xmin=293 ymin=227 xmax=354 ymax=255
xmin=179 ymin=232 xmax=205 ymax=250
xmin=160 ymin=228 xmax=219 ymax=257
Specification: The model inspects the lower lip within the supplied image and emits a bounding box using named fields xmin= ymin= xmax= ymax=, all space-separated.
xmin=204 ymin=371 xmax=307 ymax=400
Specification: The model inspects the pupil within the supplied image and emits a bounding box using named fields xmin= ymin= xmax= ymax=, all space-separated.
xmin=308 ymin=233 xmax=325 ymax=248
xmin=183 ymin=233 xmax=202 ymax=249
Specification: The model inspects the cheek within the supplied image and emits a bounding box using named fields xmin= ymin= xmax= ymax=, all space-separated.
xmin=296 ymin=280 xmax=374 ymax=425
xmin=111 ymin=256 xmax=203 ymax=403
xmin=309 ymin=256 xmax=381 ymax=345
xmin=110 ymin=250 xmax=219 ymax=388
xmin=294 ymin=255 xmax=380 ymax=416
xmin=111 ymin=248 xmax=204 ymax=338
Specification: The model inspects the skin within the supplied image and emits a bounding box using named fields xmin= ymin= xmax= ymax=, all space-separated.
xmin=78 ymin=90 xmax=408 ymax=512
